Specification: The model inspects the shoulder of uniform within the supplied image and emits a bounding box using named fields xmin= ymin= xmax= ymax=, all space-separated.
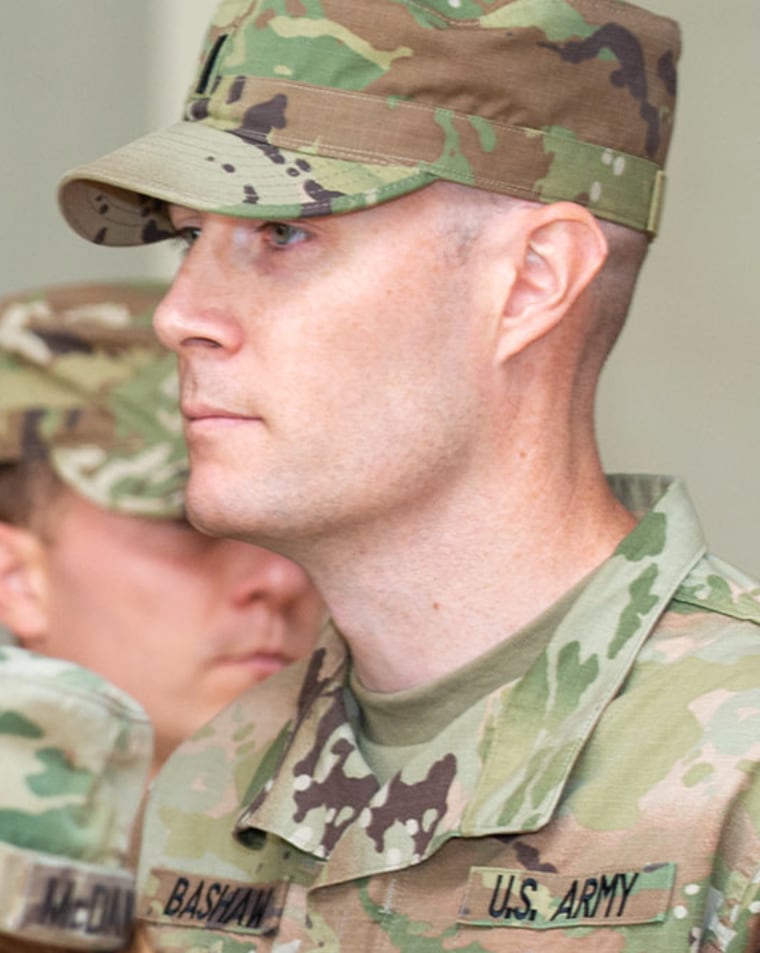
xmin=670 ymin=552 xmax=760 ymax=627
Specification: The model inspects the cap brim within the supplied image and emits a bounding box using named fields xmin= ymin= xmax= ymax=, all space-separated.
xmin=58 ymin=121 xmax=436 ymax=247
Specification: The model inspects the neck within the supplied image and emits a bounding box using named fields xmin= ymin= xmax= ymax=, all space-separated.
xmin=296 ymin=437 xmax=635 ymax=693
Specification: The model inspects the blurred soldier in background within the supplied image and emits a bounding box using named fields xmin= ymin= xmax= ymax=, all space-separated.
xmin=0 ymin=281 xmax=325 ymax=778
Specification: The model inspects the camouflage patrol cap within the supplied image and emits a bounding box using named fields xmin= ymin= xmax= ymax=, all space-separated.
xmin=0 ymin=644 xmax=152 ymax=949
xmin=58 ymin=0 xmax=680 ymax=244
xmin=0 ymin=281 xmax=188 ymax=519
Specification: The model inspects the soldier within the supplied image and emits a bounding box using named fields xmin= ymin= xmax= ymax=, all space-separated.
xmin=0 ymin=281 xmax=325 ymax=779
xmin=0 ymin=645 xmax=151 ymax=951
xmin=58 ymin=1 xmax=759 ymax=950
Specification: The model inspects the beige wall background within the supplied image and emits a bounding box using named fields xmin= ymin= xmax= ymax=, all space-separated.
xmin=599 ymin=0 xmax=759 ymax=578
xmin=1 ymin=0 xmax=758 ymax=575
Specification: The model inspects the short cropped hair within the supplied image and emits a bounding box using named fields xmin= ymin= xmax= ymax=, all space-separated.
xmin=0 ymin=459 xmax=64 ymax=532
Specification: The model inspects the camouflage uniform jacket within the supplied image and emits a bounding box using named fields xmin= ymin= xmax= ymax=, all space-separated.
xmin=136 ymin=475 xmax=760 ymax=952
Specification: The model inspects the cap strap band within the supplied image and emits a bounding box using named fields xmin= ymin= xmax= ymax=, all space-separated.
xmin=193 ymin=76 xmax=665 ymax=234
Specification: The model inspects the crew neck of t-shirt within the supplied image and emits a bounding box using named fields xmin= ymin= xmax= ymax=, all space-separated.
xmin=349 ymin=570 xmax=595 ymax=761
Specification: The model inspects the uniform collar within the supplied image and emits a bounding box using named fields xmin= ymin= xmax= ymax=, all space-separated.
xmin=235 ymin=476 xmax=706 ymax=884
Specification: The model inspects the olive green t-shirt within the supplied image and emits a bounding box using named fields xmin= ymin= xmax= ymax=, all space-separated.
xmin=349 ymin=574 xmax=592 ymax=782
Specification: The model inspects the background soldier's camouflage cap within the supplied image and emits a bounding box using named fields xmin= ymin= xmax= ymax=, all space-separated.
xmin=0 ymin=645 xmax=152 ymax=950
xmin=58 ymin=0 xmax=680 ymax=244
xmin=0 ymin=281 xmax=188 ymax=519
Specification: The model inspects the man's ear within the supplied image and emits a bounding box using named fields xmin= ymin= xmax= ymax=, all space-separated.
xmin=495 ymin=202 xmax=608 ymax=363
xmin=0 ymin=522 xmax=49 ymax=646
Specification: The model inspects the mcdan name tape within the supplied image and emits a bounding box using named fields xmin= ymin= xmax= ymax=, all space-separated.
xmin=0 ymin=845 xmax=134 ymax=950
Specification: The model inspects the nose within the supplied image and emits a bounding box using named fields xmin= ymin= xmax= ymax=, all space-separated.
xmin=153 ymin=274 xmax=196 ymax=353
xmin=153 ymin=231 xmax=243 ymax=356
xmin=220 ymin=539 xmax=321 ymax=612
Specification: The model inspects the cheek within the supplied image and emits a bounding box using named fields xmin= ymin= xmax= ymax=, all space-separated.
xmin=355 ymin=271 xmax=485 ymax=407
xmin=303 ymin=269 xmax=467 ymax=396
xmin=303 ymin=305 xmax=483 ymax=491
xmin=44 ymin=556 xmax=211 ymax=694
xmin=44 ymin=542 xmax=125 ymax=623
xmin=45 ymin=538 xmax=200 ymax=637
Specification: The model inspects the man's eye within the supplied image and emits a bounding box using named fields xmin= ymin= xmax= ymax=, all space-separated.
xmin=265 ymin=222 xmax=308 ymax=249
xmin=174 ymin=226 xmax=201 ymax=250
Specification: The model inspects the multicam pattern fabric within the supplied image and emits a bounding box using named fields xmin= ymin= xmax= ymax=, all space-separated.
xmin=0 ymin=281 xmax=188 ymax=518
xmin=59 ymin=0 xmax=679 ymax=245
xmin=0 ymin=645 xmax=152 ymax=949
xmin=135 ymin=475 xmax=760 ymax=951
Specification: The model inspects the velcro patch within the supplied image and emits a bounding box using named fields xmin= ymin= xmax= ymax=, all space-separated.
xmin=460 ymin=863 xmax=676 ymax=930
xmin=141 ymin=869 xmax=288 ymax=936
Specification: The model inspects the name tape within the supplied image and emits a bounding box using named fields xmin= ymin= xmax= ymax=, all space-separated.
xmin=142 ymin=869 xmax=288 ymax=936
xmin=460 ymin=863 xmax=676 ymax=929
xmin=0 ymin=853 xmax=134 ymax=951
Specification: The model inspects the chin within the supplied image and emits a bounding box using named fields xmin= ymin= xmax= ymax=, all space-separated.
xmin=186 ymin=475 xmax=309 ymax=549
xmin=184 ymin=505 xmax=227 ymax=538
xmin=185 ymin=483 xmax=239 ymax=535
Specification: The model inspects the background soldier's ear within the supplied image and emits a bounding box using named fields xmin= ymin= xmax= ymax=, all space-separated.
xmin=0 ymin=523 xmax=50 ymax=647
xmin=494 ymin=202 xmax=608 ymax=364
